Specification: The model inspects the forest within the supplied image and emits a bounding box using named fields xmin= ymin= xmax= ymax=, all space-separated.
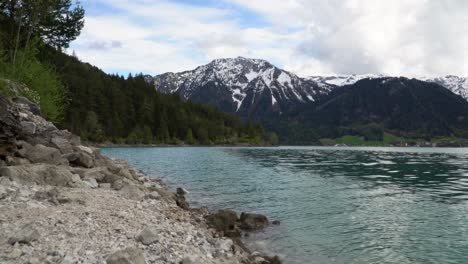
xmin=0 ymin=0 xmax=275 ymax=145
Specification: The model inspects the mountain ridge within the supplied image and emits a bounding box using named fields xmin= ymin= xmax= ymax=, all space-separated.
xmin=148 ymin=57 xmax=468 ymax=103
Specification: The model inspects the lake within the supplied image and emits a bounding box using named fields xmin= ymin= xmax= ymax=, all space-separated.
xmin=102 ymin=146 xmax=468 ymax=264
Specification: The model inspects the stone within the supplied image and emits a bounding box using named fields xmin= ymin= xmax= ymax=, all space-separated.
xmin=5 ymin=156 xmax=30 ymax=166
xmin=21 ymin=144 xmax=67 ymax=165
xmin=20 ymin=121 xmax=36 ymax=135
xmin=0 ymin=185 xmax=8 ymax=199
xmin=175 ymin=195 xmax=189 ymax=210
xmin=136 ymin=227 xmax=160 ymax=245
xmin=112 ymin=180 xmax=125 ymax=190
xmin=176 ymin=187 xmax=189 ymax=195
xmin=83 ymin=178 xmax=98 ymax=188
xmin=272 ymin=220 xmax=281 ymax=225
xmin=99 ymin=183 xmax=112 ymax=189
xmin=106 ymin=247 xmax=144 ymax=264
xmin=206 ymin=210 xmax=240 ymax=237
xmin=66 ymin=152 xmax=94 ymax=168
xmin=239 ymin=213 xmax=269 ymax=231
xmin=179 ymin=257 xmax=194 ymax=264
xmin=15 ymin=96 xmax=41 ymax=116
xmin=120 ymin=184 xmax=144 ymax=200
xmin=8 ymin=223 xmax=40 ymax=245
xmin=77 ymin=145 xmax=93 ymax=155
xmin=215 ymin=239 xmax=233 ymax=252
xmin=71 ymin=167 xmax=111 ymax=182
xmin=51 ymin=136 xmax=73 ymax=154
xmin=0 ymin=164 xmax=80 ymax=187
xmin=144 ymin=191 xmax=160 ymax=200
xmin=33 ymin=188 xmax=60 ymax=204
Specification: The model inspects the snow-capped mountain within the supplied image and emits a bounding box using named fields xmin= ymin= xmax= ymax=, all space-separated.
xmin=422 ymin=76 xmax=468 ymax=100
xmin=148 ymin=57 xmax=468 ymax=120
xmin=147 ymin=57 xmax=327 ymax=117
xmin=308 ymin=74 xmax=468 ymax=100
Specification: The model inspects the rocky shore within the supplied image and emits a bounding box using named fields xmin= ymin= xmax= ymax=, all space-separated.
xmin=0 ymin=95 xmax=281 ymax=264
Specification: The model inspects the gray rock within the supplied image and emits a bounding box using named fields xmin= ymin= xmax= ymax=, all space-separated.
xmin=215 ymin=239 xmax=233 ymax=252
xmin=239 ymin=212 xmax=269 ymax=231
xmin=106 ymin=247 xmax=144 ymax=264
xmin=206 ymin=210 xmax=240 ymax=237
xmin=176 ymin=187 xmax=189 ymax=195
xmin=179 ymin=257 xmax=194 ymax=264
xmin=175 ymin=195 xmax=189 ymax=210
xmin=83 ymin=178 xmax=98 ymax=188
xmin=136 ymin=227 xmax=160 ymax=245
xmin=112 ymin=180 xmax=125 ymax=191
xmin=8 ymin=223 xmax=40 ymax=244
xmin=99 ymin=183 xmax=112 ymax=189
xmin=0 ymin=164 xmax=80 ymax=187
xmin=0 ymin=185 xmax=8 ymax=199
xmin=71 ymin=167 xmax=110 ymax=182
xmin=21 ymin=144 xmax=67 ymax=165
xmin=66 ymin=151 xmax=94 ymax=168
xmin=15 ymin=96 xmax=41 ymax=116
xmin=20 ymin=121 xmax=36 ymax=135
xmin=51 ymin=136 xmax=73 ymax=154
xmin=144 ymin=191 xmax=160 ymax=200
xmin=120 ymin=184 xmax=144 ymax=200
xmin=5 ymin=156 xmax=30 ymax=166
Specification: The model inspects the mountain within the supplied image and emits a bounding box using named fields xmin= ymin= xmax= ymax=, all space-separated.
xmin=286 ymin=77 xmax=468 ymax=142
xmin=148 ymin=57 xmax=468 ymax=143
xmin=149 ymin=58 xmax=468 ymax=118
xmin=147 ymin=57 xmax=329 ymax=119
xmin=33 ymin=49 xmax=270 ymax=145
xmin=309 ymin=74 xmax=468 ymax=100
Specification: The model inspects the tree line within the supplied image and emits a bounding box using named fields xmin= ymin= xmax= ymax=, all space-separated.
xmin=0 ymin=0 xmax=277 ymax=145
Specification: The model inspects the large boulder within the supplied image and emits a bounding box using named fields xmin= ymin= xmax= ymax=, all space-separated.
xmin=239 ymin=213 xmax=269 ymax=231
xmin=106 ymin=247 xmax=144 ymax=264
xmin=14 ymin=96 xmax=41 ymax=116
xmin=64 ymin=151 xmax=94 ymax=168
xmin=50 ymin=136 xmax=73 ymax=154
xmin=71 ymin=167 xmax=112 ymax=182
xmin=8 ymin=222 xmax=40 ymax=245
xmin=20 ymin=121 xmax=36 ymax=135
xmin=18 ymin=143 xmax=67 ymax=165
xmin=206 ymin=210 xmax=240 ymax=237
xmin=136 ymin=227 xmax=160 ymax=245
xmin=120 ymin=184 xmax=144 ymax=200
xmin=0 ymin=164 xmax=80 ymax=187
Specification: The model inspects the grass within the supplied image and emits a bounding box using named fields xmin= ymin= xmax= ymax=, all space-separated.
xmin=320 ymin=133 xmax=406 ymax=146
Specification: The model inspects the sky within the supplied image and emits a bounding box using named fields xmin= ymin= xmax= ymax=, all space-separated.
xmin=69 ymin=0 xmax=468 ymax=77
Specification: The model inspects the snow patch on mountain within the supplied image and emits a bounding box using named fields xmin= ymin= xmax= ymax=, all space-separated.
xmin=308 ymin=74 xmax=468 ymax=100
xmin=149 ymin=57 xmax=323 ymax=113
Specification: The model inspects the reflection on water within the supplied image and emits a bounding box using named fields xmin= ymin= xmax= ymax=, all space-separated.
xmin=103 ymin=146 xmax=468 ymax=264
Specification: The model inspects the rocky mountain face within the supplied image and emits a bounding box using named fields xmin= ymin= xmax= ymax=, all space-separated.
xmin=293 ymin=77 xmax=468 ymax=137
xmin=309 ymin=75 xmax=468 ymax=100
xmin=148 ymin=58 xmax=468 ymax=121
xmin=148 ymin=57 xmax=468 ymax=142
xmin=147 ymin=57 xmax=328 ymax=119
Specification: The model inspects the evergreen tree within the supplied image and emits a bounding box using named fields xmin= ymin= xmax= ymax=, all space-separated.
xmin=186 ymin=128 xmax=195 ymax=145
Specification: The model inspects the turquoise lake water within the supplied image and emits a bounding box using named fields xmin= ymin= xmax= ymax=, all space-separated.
xmin=102 ymin=146 xmax=468 ymax=264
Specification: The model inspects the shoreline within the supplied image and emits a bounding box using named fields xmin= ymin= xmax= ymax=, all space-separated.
xmin=0 ymin=96 xmax=282 ymax=264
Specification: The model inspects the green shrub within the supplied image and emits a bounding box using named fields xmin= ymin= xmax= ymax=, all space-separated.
xmin=0 ymin=40 xmax=67 ymax=123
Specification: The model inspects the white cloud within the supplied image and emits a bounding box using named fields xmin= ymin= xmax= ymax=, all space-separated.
xmin=70 ymin=0 xmax=468 ymax=77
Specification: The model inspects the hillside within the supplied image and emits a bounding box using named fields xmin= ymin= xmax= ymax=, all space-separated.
xmin=149 ymin=58 xmax=468 ymax=144
xmin=27 ymin=48 xmax=270 ymax=145
xmin=279 ymin=77 xmax=468 ymax=143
